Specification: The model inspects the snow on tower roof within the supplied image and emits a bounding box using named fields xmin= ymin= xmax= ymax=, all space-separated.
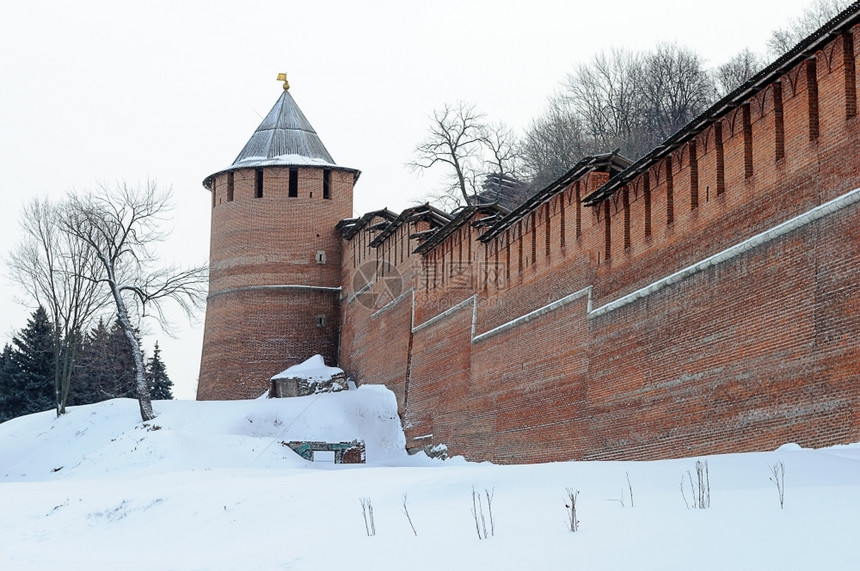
xmin=203 ymin=83 xmax=359 ymax=189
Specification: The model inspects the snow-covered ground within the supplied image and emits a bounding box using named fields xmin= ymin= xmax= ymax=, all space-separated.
xmin=1 ymin=385 xmax=858 ymax=570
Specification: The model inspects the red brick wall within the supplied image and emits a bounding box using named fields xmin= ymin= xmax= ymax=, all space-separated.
xmin=198 ymin=288 xmax=341 ymax=400
xmin=339 ymin=25 xmax=860 ymax=462
xmin=197 ymin=166 xmax=353 ymax=400
xmin=338 ymin=218 xmax=422 ymax=414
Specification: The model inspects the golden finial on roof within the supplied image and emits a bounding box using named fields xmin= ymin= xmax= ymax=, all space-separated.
xmin=277 ymin=73 xmax=290 ymax=91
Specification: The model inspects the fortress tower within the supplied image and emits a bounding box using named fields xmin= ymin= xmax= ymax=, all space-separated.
xmin=196 ymin=77 xmax=358 ymax=400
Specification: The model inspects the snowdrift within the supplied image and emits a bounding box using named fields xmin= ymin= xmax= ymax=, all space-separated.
xmin=1 ymin=385 xmax=859 ymax=570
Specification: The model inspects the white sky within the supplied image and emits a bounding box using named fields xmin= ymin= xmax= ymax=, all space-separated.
xmin=0 ymin=0 xmax=820 ymax=399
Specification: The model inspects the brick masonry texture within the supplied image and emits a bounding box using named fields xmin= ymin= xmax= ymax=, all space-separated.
xmin=197 ymin=167 xmax=353 ymax=400
xmin=201 ymin=21 xmax=860 ymax=462
xmin=337 ymin=24 xmax=860 ymax=462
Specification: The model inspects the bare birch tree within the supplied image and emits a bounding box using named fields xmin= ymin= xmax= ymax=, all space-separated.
xmin=60 ymin=181 xmax=207 ymax=421
xmin=8 ymin=198 xmax=110 ymax=415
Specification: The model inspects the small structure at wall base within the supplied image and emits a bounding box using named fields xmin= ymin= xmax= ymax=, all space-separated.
xmin=283 ymin=440 xmax=366 ymax=463
xmin=269 ymin=355 xmax=347 ymax=398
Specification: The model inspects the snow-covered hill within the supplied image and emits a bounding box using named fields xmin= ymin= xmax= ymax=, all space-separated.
xmin=1 ymin=386 xmax=858 ymax=570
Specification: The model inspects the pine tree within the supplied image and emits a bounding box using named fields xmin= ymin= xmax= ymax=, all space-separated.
xmin=3 ymin=308 xmax=56 ymax=419
xmin=71 ymin=318 xmax=137 ymax=404
xmin=0 ymin=345 xmax=17 ymax=423
xmin=145 ymin=342 xmax=173 ymax=400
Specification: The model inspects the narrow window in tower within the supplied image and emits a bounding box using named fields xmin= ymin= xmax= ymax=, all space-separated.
xmin=211 ymin=179 xmax=217 ymax=208
xmin=289 ymin=168 xmax=298 ymax=197
xmin=255 ymin=169 xmax=263 ymax=198
xmin=315 ymin=315 xmax=327 ymax=327
xmin=323 ymin=169 xmax=331 ymax=199
xmin=227 ymin=172 xmax=234 ymax=202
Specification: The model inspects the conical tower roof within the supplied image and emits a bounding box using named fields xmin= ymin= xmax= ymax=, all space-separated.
xmin=204 ymin=86 xmax=358 ymax=189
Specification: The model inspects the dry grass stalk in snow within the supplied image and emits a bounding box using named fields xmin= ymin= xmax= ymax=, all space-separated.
xmin=360 ymin=497 xmax=376 ymax=537
xmin=770 ymin=461 xmax=786 ymax=509
xmin=471 ymin=486 xmax=491 ymax=540
xmin=627 ymin=472 xmax=634 ymax=508
xmin=681 ymin=460 xmax=711 ymax=509
xmin=401 ymin=493 xmax=417 ymax=536
xmin=565 ymin=488 xmax=580 ymax=532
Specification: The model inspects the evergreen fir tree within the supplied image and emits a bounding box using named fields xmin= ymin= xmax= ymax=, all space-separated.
xmin=0 ymin=344 xmax=17 ymax=423
xmin=5 ymin=307 xmax=56 ymax=419
xmin=68 ymin=320 xmax=106 ymax=405
xmin=72 ymin=318 xmax=137 ymax=404
xmin=105 ymin=320 xmax=139 ymax=399
xmin=145 ymin=342 xmax=173 ymax=400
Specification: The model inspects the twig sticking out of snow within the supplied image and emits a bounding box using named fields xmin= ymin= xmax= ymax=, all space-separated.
xmin=565 ymin=488 xmax=580 ymax=532
xmin=606 ymin=495 xmax=625 ymax=507
xmin=680 ymin=476 xmax=690 ymax=510
xmin=681 ymin=460 xmax=711 ymax=509
xmin=401 ymin=493 xmax=418 ymax=536
xmin=627 ymin=472 xmax=634 ymax=508
xmin=360 ymin=497 xmax=376 ymax=537
xmin=471 ymin=486 xmax=490 ymax=540
xmin=485 ymin=488 xmax=495 ymax=537
xmin=769 ymin=461 xmax=786 ymax=509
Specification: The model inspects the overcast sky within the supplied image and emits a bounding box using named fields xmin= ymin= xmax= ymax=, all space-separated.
xmin=0 ymin=0 xmax=820 ymax=399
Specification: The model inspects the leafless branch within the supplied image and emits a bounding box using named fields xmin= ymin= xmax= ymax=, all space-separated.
xmin=58 ymin=180 xmax=207 ymax=421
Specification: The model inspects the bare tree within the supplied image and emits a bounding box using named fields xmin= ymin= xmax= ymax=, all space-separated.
xmin=714 ymin=48 xmax=765 ymax=97
xmin=520 ymin=92 xmax=594 ymax=191
xmin=639 ymin=43 xmax=715 ymax=144
xmin=528 ymin=43 xmax=714 ymax=174
xmin=410 ymin=102 xmax=487 ymax=208
xmin=8 ymin=198 xmax=110 ymax=415
xmin=565 ymin=48 xmax=647 ymax=158
xmin=60 ymin=181 xmax=207 ymax=421
xmin=767 ymin=0 xmax=851 ymax=57
xmin=480 ymin=120 xmax=521 ymax=199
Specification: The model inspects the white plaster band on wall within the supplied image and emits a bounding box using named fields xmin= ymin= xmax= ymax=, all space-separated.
xmin=589 ymin=186 xmax=860 ymax=318
xmin=411 ymin=294 xmax=477 ymax=334
xmin=208 ymin=284 xmax=342 ymax=300
xmin=370 ymin=288 xmax=413 ymax=319
xmin=472 ymin=287 xmax=593 ymax=344
xmin=347 ymin=280 xmax=374 ymax=304
xmin=406 ymin=186 xmax=860 ymax=343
